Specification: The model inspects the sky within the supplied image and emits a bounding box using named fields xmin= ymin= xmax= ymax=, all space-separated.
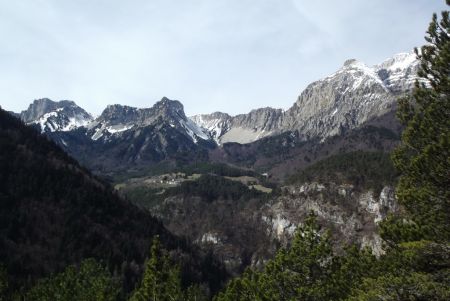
xmin=0 ymin=0 xmax=447 ymax=116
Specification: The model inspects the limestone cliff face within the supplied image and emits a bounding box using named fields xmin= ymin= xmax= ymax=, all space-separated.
xmin=150 ymin=182 xmax=399 ymax=272
xmin=263 ymin=184 xmax=398 ymax=257
xmin=192 ymin=51 xmax=419 ymax=144
xmin=191 ymin=108 xmax=283 ymax=144
xmin=282 ymin=59 xmax=395 ymax=139
xmin=190 ymin=112 xmax=232 ymax=144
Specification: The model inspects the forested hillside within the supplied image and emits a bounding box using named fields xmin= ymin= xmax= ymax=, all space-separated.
xmin=0 ymin=109 xmax=227 ymax=299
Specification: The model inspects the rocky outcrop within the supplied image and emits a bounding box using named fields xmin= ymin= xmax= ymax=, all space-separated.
xmin=191 ymin=107 xmax=283 ymax=144
xmin=265 ymin=184 xmax=398 ymax=256
xmin=147 ymin=181 xmax=399 ymax=273
xmin=190 ymin=112 xmax=232 ymax=144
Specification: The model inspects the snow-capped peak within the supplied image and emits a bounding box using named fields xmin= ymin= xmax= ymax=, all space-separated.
xmin=21 ymin=99 xmax=93 ymax=133
xmin=375 ymin=51 xmax=418 ymax=73
xmin=375 ymin=51 xmax=420 ymax=93
xmin=321 ymin=51 xmax=419 ymax=95
xmin=33 ymin=110 xmax=92 ymax=133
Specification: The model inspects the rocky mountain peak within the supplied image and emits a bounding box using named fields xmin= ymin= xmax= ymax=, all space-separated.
xmin=98 ymin=104 xmax=139 ymax=124
xmin=21 ymin=98 xmax=64 ymax=122
xmin=152 ymin=97 xmax=185 ymax=119
xmin=375 ymin=51 xmax=419 ymax=94
xmin=88 ymin=97 xmax=210 ymax=144
xmin=343 ymin=59 xmax=359 ymax=67
xmin=20 ymin=98 xmax=93 ymax=133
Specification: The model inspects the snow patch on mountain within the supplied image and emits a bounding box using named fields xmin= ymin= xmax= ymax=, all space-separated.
xmin=190 ymin=114 xmax=231 ymax=144
xmin=180 ymin=118 xmax=210 ymax=143
xmin=375 ymin=51 xmax=420 ymax=93
xmin=324 ymin=59 xmax=389 ymax=93
xmin=31 ymin=107 xmax=93 ymax=133
xmin=106 ymin=124 xmax=135 ymax=134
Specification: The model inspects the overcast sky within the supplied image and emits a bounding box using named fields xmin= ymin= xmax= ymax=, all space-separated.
xmin=0 ymin=0 xmax=447 ymax=116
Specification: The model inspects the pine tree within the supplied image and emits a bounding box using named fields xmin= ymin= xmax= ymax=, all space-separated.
xmin=257 ymin=214 xmax=333 ymax=301
xmin=347 ymin=272 xmax=450 ymax=301
xmin=184 ymin=284 xmax=209 ymax=301
xmin=129 ymin=236 xmax=183 ymax=301
xmin=25 ymin=259 xmax=120 ymax=301
xmin=0 ymin=265 xmax=7 ymax=301
xmin=391 ymin=1 xmax=450 ymax=242
xmin=215 ymin=214 xmax=341 ymax=301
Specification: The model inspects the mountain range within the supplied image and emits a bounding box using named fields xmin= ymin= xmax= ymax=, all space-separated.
xmin=13 ymin=51 xmax=418 ymax=178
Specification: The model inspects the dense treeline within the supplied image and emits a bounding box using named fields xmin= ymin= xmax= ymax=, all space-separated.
xmin=112 ymin=162 xmax=258 ymax=184
xmin=0 ymin=109 xmax=227 ymax=299
xmin=287 ymin=151 xmax=398 ymax=193
xmin=123 ymin=173 xmax=278 ymax=210
xmin=215 ymin=214 xmax=449 ymax=300
xmin=391 ymin=7 xmax=450 ymax=242
xmin=0 ymin=236 xmax=210 ymax=300
xmin=168 ymin=175 xmax=267 ymax=203
xmin=179 ymin=162 xmax=257 ymax=178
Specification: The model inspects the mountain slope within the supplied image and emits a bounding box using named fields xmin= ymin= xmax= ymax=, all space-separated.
xmin=0 ymin=109 xmax=227 ymax=293
xmin=191 ymin=108 xmax=283 ymax=144
xmin=209 ymin=110 xmax=401 ymax=181
xmin=44 ymin=98 xmax=216 ymax=177
xmin=87 ymin=97 xmax=210 ymax=144
xmin=192 ymin=51 xmax=419 ymax=144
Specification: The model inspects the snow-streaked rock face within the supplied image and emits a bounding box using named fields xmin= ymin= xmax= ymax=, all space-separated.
xmin=88 ymin=97 xmax=211 ymax=144
xmin=375 ymin=52 xmax=421 ymax=94
xmin=192 ymin=51 xmax=419 ymax=144
xmin=191 ymin=107 xmax=283 ymax=144
xmin=19 ymin=97 xmax=216 ymax=172
xmin=20 ymin=98 xmax=93 ymax=133
xmin=190 ymin=112 xmax=232 ymax=144
xmin=282 ymin=57 xmax=395 ymax=139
